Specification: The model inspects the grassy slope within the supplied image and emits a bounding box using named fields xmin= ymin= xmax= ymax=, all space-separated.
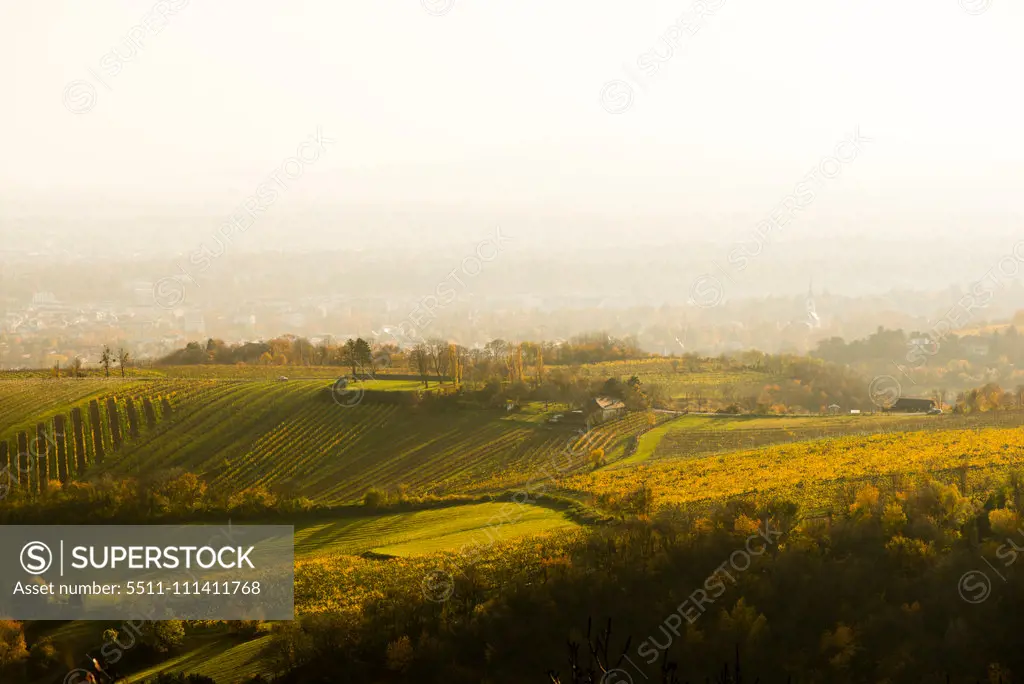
xmin=349 ymin=378 xmax=424 ymax=391
xmin=294 ymin=502 xmax=577 ymax=557
xmin=580 ymin=358 xmax=769 ymax=399
xmin=122 ymin=631 xmax=273 ymax=684
xmin=612 ymin=415 xmax=713 ymax=467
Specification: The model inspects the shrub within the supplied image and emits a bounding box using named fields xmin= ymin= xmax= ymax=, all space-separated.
xmin=0 ymin=621 xmax=28 ymax=675
xmin=27 ymin=637 xmax=58 ymax=678
xmin=362 ymin=488 xmax=386 ymax=508
xmin=141 ymin=620 xmax=185 ymax=654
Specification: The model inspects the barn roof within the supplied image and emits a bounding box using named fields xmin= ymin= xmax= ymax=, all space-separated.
xmin=592 ymin=395 xmax=626 ymax=410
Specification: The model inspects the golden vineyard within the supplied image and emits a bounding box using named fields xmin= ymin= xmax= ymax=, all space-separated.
xmin=566 ymin=426 xmax=1024 ymax=513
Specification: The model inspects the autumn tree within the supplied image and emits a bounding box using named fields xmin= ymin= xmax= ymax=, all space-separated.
xmin=140 ymin=620 xmax=185 ymax=653
xmin=446 ymin=342 xmax=466 ymax=385
xmin=506 ymin=343 xmax=524 ymax=383
xmin=535 ymin=345 xmax=545 ymax=387
xmin=448 ymin=343 xmax=463 ymax=386
xmin=0 ymin=620 xmax=28 ymax=676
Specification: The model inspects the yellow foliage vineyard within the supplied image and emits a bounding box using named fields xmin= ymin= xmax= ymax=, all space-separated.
xmin=565 ymin=427 xmax=1024 ymax=511
xmin=294 ymin=528 xmax=586 ymax=615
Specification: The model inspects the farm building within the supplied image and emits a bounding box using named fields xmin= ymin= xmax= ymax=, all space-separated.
xmin=885 ymin=397 xmax=936 ymax=413
xmin=584 ymin=396 xmax=627 ymax=424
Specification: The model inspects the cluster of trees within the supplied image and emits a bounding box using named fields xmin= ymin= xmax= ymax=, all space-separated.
xmin=815 ymin=321 xmax=1024 ymax=367
xmin=157 ymin=333 xmax=645 ymax=372
xmin=0 ymin=470 xmax=491 ymax=525
xmin=156 ymin=334 xmax=664 ymax=408
xmin=691 ymin=353 xmax=871 ymax=414
xmin=952 ymin=381 xmax=1024 ymax=413
xmin=813 ymin=324 xmax=1024 ymax=393
xmin=251 ymin=474 xmax=1024 ymax=682
xmin=45 ymin=345 xmax=131 ymax=379
xmin=0 ymin=471 xmax=321 ymax=525
xmin=158 ymin=337 xmax=379 ymax=372
xmin=155 ymin=335 xmax=875 ymax=415
xmin=540 ymin=333 xmax=645 ymax=365
xmin=11 ymin=473 xmax=1024 ymax=682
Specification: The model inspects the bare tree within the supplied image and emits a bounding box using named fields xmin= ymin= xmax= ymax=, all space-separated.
xmin=409 ymin=344 xmax=432 ymax=388
xmin=117 ymin=348 xmax=131 ymax=378
xmin=100 ymin=346 xmax=113 ymax=378
xmin=426 ymin=338 xmax=450 ymax=381
xmin=485 ymin=338 xmax=509 ymax=365
xmin=316 ymin=339 xmax=332 ymax=366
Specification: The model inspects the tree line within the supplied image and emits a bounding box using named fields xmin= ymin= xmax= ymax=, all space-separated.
xmin=209 ymin=474 xmax=1024 ymax=682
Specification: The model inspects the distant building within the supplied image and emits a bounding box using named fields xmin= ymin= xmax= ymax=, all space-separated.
xmin=584 ymin=396 xmax=627 ymax=424
xmin=885 ymin=397 xmax=936 ymax=413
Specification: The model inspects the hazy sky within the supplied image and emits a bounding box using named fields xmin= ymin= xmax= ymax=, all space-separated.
xmin=3 ymin=0 xmax=1022 ymax=224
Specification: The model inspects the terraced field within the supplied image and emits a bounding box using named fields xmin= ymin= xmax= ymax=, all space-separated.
xmin=56 ymin=380 xmax=655 ymax=502
xmin=0 ymin=374 xmax=663 ymax=503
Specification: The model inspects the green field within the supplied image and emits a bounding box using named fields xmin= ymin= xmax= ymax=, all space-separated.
xmin=124 ymin=632 xmax=273 ymax=684
xmin=294 ymin=502 xmax=577 ymax=557
xmin=349 ymin=378 xmax=425 ymax=391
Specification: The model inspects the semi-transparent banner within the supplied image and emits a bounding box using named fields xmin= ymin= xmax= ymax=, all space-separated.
xmin=0 ymin=525 xmax=293 ymax=620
